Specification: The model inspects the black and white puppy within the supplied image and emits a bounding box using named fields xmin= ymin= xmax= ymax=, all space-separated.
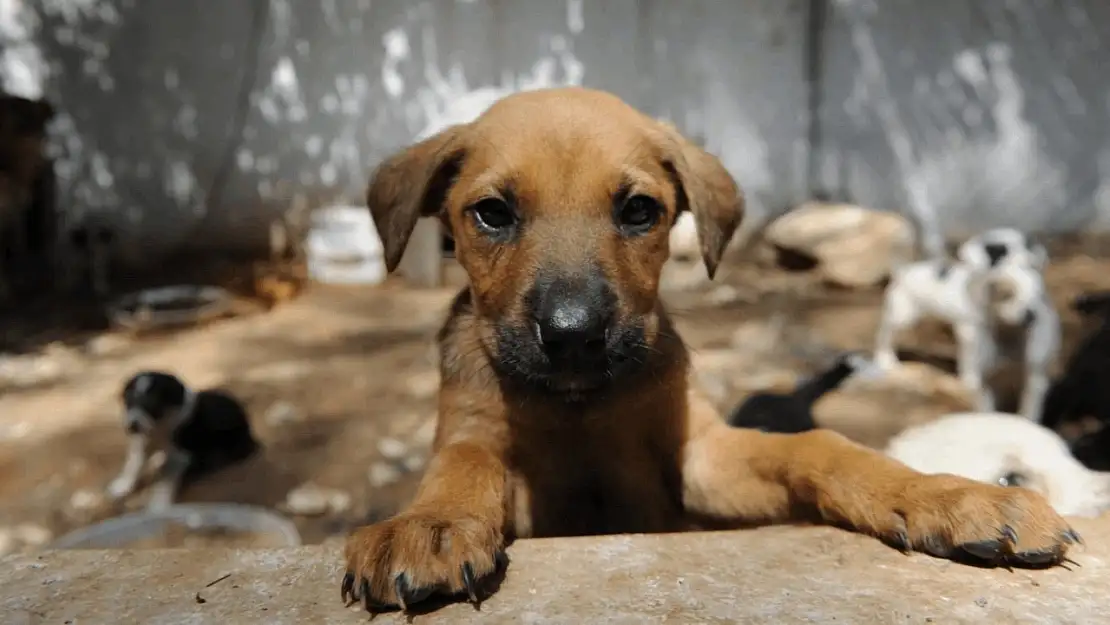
xmin=726 ymin=352 xmax=880 ymax=433
xmin=873 ymin=227 xmax=1059 ymax=422
xmin=106 ymin=371 xmax=259 ymax=510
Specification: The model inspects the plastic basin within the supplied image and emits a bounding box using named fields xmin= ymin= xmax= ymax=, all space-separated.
xmin=49 ymin=503 xmax=302 ymax=550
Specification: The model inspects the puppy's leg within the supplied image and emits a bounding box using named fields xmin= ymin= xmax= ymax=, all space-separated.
xmin=1020 ymin=319 xmax=1058 ymax=423
xmin=106 ymin=434 xmax=149 ymax=500
xmin=682 ymin=397 xmax=1077 ymax=565
xmin=1019 ymin=366 xmax=1050 ymax=423
xmin=343 ymin=431 xmax=507 ymax=611
xmin=954 ymin=321 xmax=993 ymax=411
xmin=145 ymin=449 xmax=191 ymax=511
xmin=873 ymin=286 xmax=916 ymax=369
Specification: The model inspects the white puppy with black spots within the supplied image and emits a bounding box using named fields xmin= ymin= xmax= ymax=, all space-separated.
xmin=106 ymin=371 xmax=260 ymax=511
xmin=873 ymin=227 xmax=1060 ymax=422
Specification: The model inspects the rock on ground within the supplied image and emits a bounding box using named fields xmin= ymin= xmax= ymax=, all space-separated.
xmin=764 ymin=202 xmax=916 ymax=288
xmin=282 ymin=483 xmax=350 ymax=517
xmin=7 ymin=523 xmax=1110 ymax=623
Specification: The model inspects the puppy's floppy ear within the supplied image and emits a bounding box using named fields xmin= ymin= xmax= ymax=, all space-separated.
xmin=655 ymin=122 xmax=745 ymax=279
xmin=367 ymin=125 xmax=467 ymax=272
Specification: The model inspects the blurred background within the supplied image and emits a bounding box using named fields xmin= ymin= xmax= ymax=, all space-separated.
xmin=1 ymin=0 xmax=1109 ymax=553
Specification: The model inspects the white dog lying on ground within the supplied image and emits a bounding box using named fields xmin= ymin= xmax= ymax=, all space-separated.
xmin=873 ymin=227 xmax=1060 ymax=422
xmin=887 ymin=412 xmax=1110 ymax=518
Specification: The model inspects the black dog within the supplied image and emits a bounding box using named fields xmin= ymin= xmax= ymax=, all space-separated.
xmin=1040 ymin=291 xmax=1110 ymax=432
xmin=725 ymin=352 xmax=875 ymax=433
xmin=106 ymin=371 xmax=259 ymax=509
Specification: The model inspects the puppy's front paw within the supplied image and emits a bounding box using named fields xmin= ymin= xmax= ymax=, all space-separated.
xmin=882 ymin=475 xmax=1080 ymax=567
xmin=341 ymin=512 xmax=507 ymax=613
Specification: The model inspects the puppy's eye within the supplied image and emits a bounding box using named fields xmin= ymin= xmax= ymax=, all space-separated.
xmin=470 ymin=199 xmax=517 ymax=235
xmin=617 ymin=195 xmax=662 ymax=235
xmin=998 ymin=471 xmax=1028 ymax=488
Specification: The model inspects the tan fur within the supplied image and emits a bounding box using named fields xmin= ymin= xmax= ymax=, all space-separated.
xmin=343 ymin=87 xmax=1075 ymax=612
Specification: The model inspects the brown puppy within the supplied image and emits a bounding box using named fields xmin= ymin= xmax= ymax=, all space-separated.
xmin=342 ymin=87 xmax=1078 ymax=612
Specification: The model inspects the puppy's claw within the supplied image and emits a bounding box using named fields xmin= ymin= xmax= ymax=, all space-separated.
xmin=1001 ymin=525 xmax=1018 ymax=548
xmin=920 ymin=535 xmax=953 ymax=559
xmin=1013 ymin=547 xmax=1064 ymax=567
xmin=1063 ymin=528 xmax=1083 ymax=545
xmin=461 ymin=562 xmax=478 ymax=604
xmin=393 ymin=574 xmax=409 ymax=612
xmin=341 ymin=572 xmax=355 ymax=604
xmin=360 ymin=579 xmax=372 ymax=612
xmin=392 ymin=573 xmax=435 ymax=611
xmin=961 ymin=539 xmax=1005 ymax=560
xmin=889 ymin=530 xmax=911 ymax=553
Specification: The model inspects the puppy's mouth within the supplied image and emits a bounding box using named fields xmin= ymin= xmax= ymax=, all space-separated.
xmin=489 ymin=320 xmax=648 ymax=400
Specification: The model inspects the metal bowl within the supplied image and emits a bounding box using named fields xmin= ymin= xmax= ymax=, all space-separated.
xmin=49 ymin=503 xmax=301 ymax=550
xmin=106 ymin=285 xmax=234 ymax=331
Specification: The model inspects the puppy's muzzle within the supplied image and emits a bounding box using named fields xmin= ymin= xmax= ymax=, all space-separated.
xmin=528 ymin=273 xmax=616 ymax=368
xmin=124 ymin=408 xmax=152 ymax=435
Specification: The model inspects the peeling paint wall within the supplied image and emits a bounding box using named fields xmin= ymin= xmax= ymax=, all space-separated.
xmin=817 ymin=0 xmax=1110 ymax=249
xmin=4 ymin=0 xmax=1109 ymax=264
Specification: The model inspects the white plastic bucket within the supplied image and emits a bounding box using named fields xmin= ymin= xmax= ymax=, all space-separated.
xmin=304 ymin=205 xmax=386 ymax=285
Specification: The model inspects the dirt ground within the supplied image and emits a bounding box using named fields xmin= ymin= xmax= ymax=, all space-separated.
xmin=1 ymin=236 xmax=1109 ymax=552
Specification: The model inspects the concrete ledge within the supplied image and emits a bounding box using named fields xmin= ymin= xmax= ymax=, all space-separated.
xmin=5 ymin=521 xmax=1109 ymax=624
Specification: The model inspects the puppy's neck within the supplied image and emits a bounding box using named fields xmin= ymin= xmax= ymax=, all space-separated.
xmin=168 ymin=388 xmax=198 ymax=430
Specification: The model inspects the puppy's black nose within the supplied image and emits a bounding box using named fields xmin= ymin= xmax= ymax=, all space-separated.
xmin=984 ymin=242 xmax=1008 ymax=266
xmin=126 ymin=421 xmax=141 ymax=434
xmin=530 ymin=274 xmax=614 ymax=363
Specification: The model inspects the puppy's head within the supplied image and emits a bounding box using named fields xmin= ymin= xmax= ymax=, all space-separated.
xmin=983 ymin=262 xmax=1045 ymax=326
xmin=368 ymin=87 xmax=744 ymax=396
xmin=957 ymin=228 xmax=1047 ymax=273
xmin=886 ymin=412 xmax=1110 ymax=518
xmin=121 ymin=371 xmax=191 ymax=435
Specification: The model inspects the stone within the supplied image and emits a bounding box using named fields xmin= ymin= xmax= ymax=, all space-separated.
xmin=403 ymin=370 xmax=439 ymax=400
xmin=411 ymin=418 xmax=437 ymax=448
xmin=6 ymin=522 xmax=1110 ymax=622
xmin=69 ymin=489 xmax=104 ymax=512
xmin=668 ymin=211 xmax=700 ymax=261
xmin=241 ymin=361 xmax=314 ymax=383
xmin=264 ymin=401 xmax=301 ymax=427
xmin=376 ymin=437 xmax=408 ymax=460
xmin=84 ymin=333 xmax=131 ymax=357
xmin=0 ymin=350 xmax=70 ymax=388
xmin=729 ymin=318 xmax=785 ymax=355
xmin=367 ymin=462 xmax=403 ymax=488
xmin=402 ymin=454 xmax=426 ymax=473
xmin=326 ymin=491 xmax=351 ymax=515
xmin=0 ymin=528 xmax=15 ymax=557
xmin=764 ymin=202 xmax=916 ymax=288
xmin=702 ymin=285 xmax=756 ymax=306
xmin=283 ymin=483 xmax=348 ymax=517
xmin=13 ymin=524 xmax=52 ymax=546
xmin=659 ymin=260 xmax=710 ymax=292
